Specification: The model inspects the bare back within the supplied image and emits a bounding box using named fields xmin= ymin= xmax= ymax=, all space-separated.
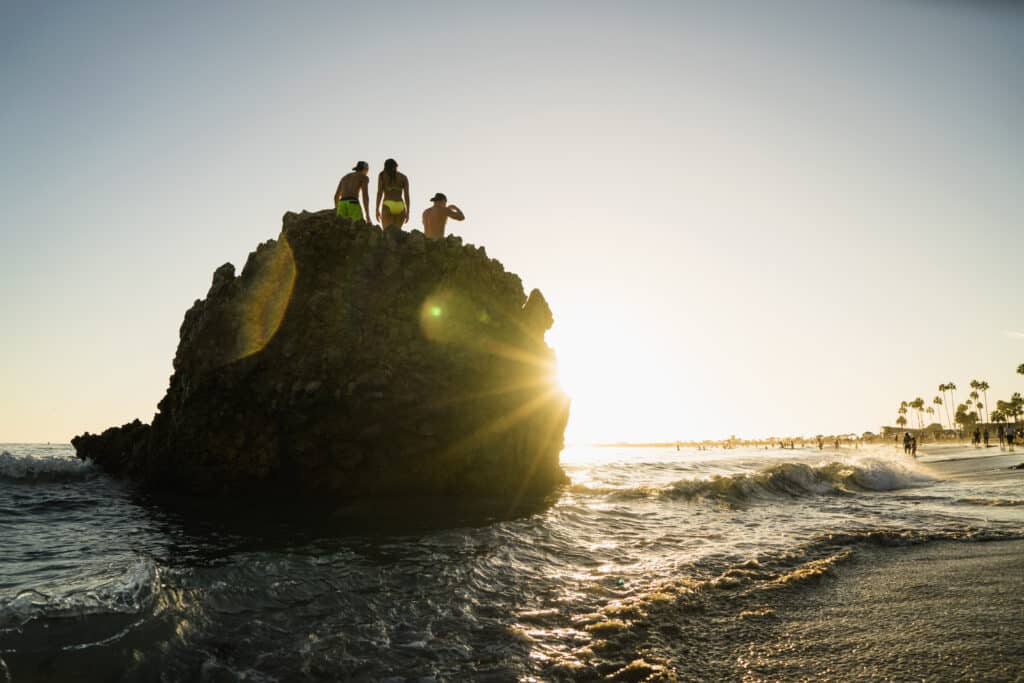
xmin=379 ymin=171 xmax=408 ymax=200
xmin=422 ymin=203 xmax=465 ymax=239
xmin=422 ymin=205 xmax=449 ymax=239
xmin=336 ymin=172 xmax=367 ymax=199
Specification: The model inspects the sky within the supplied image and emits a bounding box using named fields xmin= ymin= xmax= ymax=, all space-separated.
xmin=1 ymin=0 xmax=1022 ymax=444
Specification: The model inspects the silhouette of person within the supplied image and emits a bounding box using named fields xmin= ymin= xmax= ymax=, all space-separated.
xmin=983 ymin=429 xmax=990 ymax=447
xmin=376 ymin=158 xmax=410 ymax=229
xmin=334 ymin=161 xmax=371 ymax=223
xmin=911 ymin=436 xmax=918 ymax=457
xmin=421 ymin=193 xmax=465 ymax=240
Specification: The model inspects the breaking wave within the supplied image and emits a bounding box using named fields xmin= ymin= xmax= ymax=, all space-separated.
xmin=572 ymin=457 xmax=937 ymax=504
xmin=0 ymin=558 xmax=159 ymax=630
xmin=0 ymin=451 xmax=95 ymax=482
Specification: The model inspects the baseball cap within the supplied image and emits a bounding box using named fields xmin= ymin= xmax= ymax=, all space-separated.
xmin=352 ymin=161 xmax=369 ymax=171
xmin=429 ymin=193 xmax=447 ymax=202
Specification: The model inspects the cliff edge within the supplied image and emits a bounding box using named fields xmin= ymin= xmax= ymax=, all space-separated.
xmin=73 ymin=210 xmax=570 ymax=498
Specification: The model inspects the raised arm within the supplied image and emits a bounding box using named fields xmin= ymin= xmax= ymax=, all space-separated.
xmin=361 ymin=176 xmax=371 ymax=223
xmin=334 ymin=178 xmax=344 ymax=206
xmin=402 ymin=176 xmax=411 ymax=224
xmin=447 ymin=204 xmax=465 ymax=221
xmin=375 ymin=173 xmax=383 ymax=222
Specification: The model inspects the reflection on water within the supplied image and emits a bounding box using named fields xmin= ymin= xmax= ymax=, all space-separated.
xmin=1 ymin=443 xmax=1022 ymax=680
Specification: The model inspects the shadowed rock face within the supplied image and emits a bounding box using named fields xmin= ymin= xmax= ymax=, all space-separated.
xmin=73 ymin=210 xmax=570 ymax=498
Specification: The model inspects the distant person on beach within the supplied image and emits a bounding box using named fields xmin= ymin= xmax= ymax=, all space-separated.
xmin=334 ymin=161 xmax=371 ymax=223
xmin=972 ymin=427 xmax=981 ymax=448
xmin=376 ymin=158 xmax=410 ymax=229
xmin=983 ymin=429 xmax=990 ymax=447
xmin=1008 ymin=425 xmax=1016 ymax=452
xmin=911 ymin=436 xmax=918 ymax=457
xmin=998 ymin=425 xmax=1006 ymax=450
xmin=903 ymin=432 xmax=912 ymax=455
xmin=421 ymin=193 xmax=465 ymax=239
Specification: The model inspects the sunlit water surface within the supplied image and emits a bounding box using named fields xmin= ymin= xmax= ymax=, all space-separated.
xmin=1 ymin=443 xmax=1022 ymax=681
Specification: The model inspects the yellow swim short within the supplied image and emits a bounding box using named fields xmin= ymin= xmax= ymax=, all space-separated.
xmin=336 ymin=199 xmax=363 ymax=221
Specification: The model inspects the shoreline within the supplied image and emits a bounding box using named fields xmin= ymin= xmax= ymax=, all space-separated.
xmin=739 ymin=539 xmax=1024 ymax=681
xmin=575 ymin=537 xmax=1024 ymax=681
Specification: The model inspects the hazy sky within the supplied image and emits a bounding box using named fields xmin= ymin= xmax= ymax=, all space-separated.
xmin=2 ymin=0 xmax=1022 ymax=443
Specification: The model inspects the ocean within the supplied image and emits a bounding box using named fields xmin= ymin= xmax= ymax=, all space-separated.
xmin=1 ymin=442 xmax=1022 ymax=681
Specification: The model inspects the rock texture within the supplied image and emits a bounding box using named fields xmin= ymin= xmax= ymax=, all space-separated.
xmin=73 ymin=211 xmax=570 ymax=498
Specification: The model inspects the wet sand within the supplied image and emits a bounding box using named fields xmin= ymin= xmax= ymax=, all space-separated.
xmin=739 ymin=540 xmax=1024 ymax=682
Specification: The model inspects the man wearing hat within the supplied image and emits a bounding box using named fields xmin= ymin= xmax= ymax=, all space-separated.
xmin=421 ymin=193 xmax=465 ymax=240
xmin=334 ymin=161 xmax=371 ymax=223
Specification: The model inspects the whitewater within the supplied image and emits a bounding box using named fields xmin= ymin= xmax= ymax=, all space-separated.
xmin=1 ymin=442 xmax=1022 ymax=681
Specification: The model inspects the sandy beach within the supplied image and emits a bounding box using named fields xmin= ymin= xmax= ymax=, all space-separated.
xmin=739 ymin=539 xmax=1024 ymax=682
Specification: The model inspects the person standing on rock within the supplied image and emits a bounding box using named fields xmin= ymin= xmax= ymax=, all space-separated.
xmin=376 ymin=158 xmax=410 ymax=229
xmin=421 ymin=193 xmax=465 ymax=239
xmin=334 ymin=161 xmax=371 ymax=223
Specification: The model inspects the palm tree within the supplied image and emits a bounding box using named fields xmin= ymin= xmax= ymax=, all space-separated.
xmin=976 ymin=380 xmax=990 ymax=423
xmin=938 ymin=384 xmax=953 ymax=429
xmin=933 ymin=395 xmax=947 ymax=430
xmin=948 ymin=382 xmax=958 ymax=416
xmin=910 ymin=397 xmax=926 ymax=429
xmin=1018 ymin=364 xmax=1024 ymax=376
xmin=926 ymin=406 xmax=935 ymax=427
xmin=896 ymin=415 xmax=907 ymax=429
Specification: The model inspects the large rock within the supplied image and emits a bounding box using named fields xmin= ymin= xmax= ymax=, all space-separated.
xmin=73 ymin=210 xmax=570 ymax=498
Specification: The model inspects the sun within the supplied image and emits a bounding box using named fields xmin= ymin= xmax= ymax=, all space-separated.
xmin=547 ymin=321 xmax=688 ymax=444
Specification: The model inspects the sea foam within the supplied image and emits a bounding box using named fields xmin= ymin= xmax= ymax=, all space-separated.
xmin=0 ymin=450 xmax=95 ymax=482
xmin=573 ymin=456 xmax=937 ymax=504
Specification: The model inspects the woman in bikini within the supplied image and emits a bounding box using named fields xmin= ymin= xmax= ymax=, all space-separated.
xmin=376 ymin=158 xmax=410 ymax=229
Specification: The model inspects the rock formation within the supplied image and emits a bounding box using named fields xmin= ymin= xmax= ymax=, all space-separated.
xmin=73 ymin=211 xmax=570 ymax=498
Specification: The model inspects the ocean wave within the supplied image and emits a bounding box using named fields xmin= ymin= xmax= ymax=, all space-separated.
xmin=0 ymin=558 xmax=159 ymax=629
xmin=572 ymin=458 xmax=936 ymax=504
xmin=0 ymin=451 xmax=95 ymax=482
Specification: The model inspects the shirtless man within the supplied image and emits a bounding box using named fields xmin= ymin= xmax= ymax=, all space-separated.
xmin=421 ymin=193 xmax=465 ymax=239
xmin=334 ymin=161 xmax=371 ymax=223
xmin=376 ymin=158 xmax=410 ymax=229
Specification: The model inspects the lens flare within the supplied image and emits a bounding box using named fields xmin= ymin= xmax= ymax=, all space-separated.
xmin=233 ymin=233 xmax=297 ymax=361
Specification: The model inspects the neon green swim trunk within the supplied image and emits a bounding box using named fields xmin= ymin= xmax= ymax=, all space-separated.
xmin=382 ymin=199 xmax=406 ymax=216
xmin=336 ymin=199 xmax=363 ymax=221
